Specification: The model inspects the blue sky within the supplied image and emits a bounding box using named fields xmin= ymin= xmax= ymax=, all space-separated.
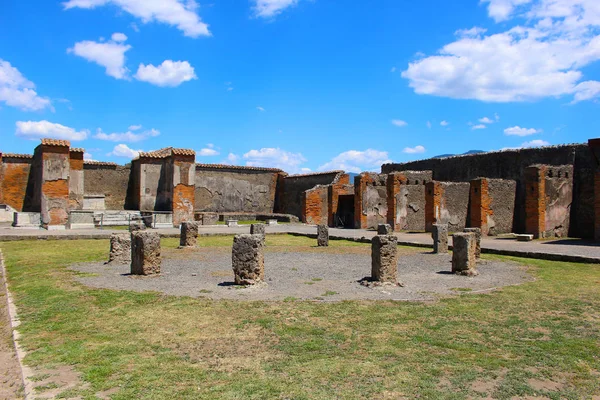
xmin=1 ymin=0 xmax=599 ymax=173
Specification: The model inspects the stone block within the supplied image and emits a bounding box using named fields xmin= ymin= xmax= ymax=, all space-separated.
xmin=202 ymin=213 xmax=219 ymax=225
xmin=131 ymin=231 xmax=161 ymax=275
xmin=317 ymin=224 xmax=329 ymax=247
xmin=250 ymin=223 xmax=266 ymax=236
xmin=12 ymin=212 xmax=41 ymax=229
xmin=68 ymin=211 xmax=95 ymax=230
xmin=267 ymin=219 xmax=278 ymax=225
xmin=377 ymin=224 xmax=393 ymax=235
xmin=517 ymin=234 xmax=534 ymax=242
xmin=464 ymin=227 xmax=482 ymax=259
xmin=227 ymin=219 xmax=239 ymax=227
xmin=129 ymin=222 xmax=146 ymax=232
xmin=232 ymin=234 xmax=264 ymax=285
xmin=452 ymin=233 xmax=478 ymax=276
xmin=371 ymin=235 xmax=400 ymax=284
xmin=432 ymin=224 xmax=448 ymax=253
xmin=108 ymin=233 xmax=131 ymax=264
xmin=180 ymin=221 xmax=199 ymax=247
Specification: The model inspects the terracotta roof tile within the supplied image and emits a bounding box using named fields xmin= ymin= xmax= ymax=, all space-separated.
xmin=2 ymin=153 xmax=33 ymax=159
xmin=196 ymin=163 xmax=283 ymax=172
xmin=286 ymin=170 xmax=344 ymax=178
xmin=83 ymin=160 xmax=118 ymax=166
xmin=41 ymin=138 xmax=70 ymax=147
xmin=70 ymin=147 xmax=85 ymax=153
xmin=171 ymin=148 xmax=196 ymax=156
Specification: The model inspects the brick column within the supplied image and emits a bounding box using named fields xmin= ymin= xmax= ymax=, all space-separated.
xmin=69 ymin=148 xmax=85 ymax=211
xmin=524 ymin=165 xmax=546 ymax=239
xmin=589 ymin=139 xmax=600 ymax=241
xmin=37 ymin=139 xmax=71 ymax=229
xmin=425 ymin=181 xmax=443 ymax=232
xmin=354 ymin=173 xmax=378 ymax=229
xmin=386 ymin=172 xmax=407 ymax=231
xmin=171 ymin=150 xmax=196 ymax=226
xmin=469 ymin=178 xmax=492 ymax=235
xmin=328 ymin=174 xmax=351 ymax=227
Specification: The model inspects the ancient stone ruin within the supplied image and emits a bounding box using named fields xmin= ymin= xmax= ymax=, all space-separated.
xmin=317 ymin=224 xmax=329 ymax=247
xmin=131 ymin=231 xmax=161 ymax=276
xmin=371 ymin=234 xmax=401 ymax=285
xmin=451 ymin=232 xmax=478 ymax=276
xmin=464 ymin=227 xmax=482 ymax=259
xmin=232 ymin=234 xmax=265 ymax=285
xmin=180 ymin=221 xmax=199 ymax=248
xmin=107 ymin=233 xmax=131 ymax=264
xmin=377 ymin=224 xmax=393 ymax=235
xmin=432 ymin=224 xmax=448 ymax=254
xmin=250 ymin=223 xmax=266 ymax=236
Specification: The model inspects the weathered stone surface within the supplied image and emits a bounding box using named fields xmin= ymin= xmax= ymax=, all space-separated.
xmin=108 ymin=233 xmax=131 ymax=264
xmin=232 ymin=234 xmax=264 ymax=285
xmin=317 ymin=224 xmax=329 ymax=247
xmin=131 ymin=231 xmax=161 ymax=275
xmin=180 ymin=221 xmax=199 ymax=247
xmin=227 ymin=219 xmax=239 ymax=227
xmin=250 ymin=223 xmax=266 ymax=236
xmin=201 ymin=213 xmax=219 ymax=225
xmin=129 ymin=222 xmax=146 ymax=232
xmin=377 ymin=224 xmax=393 ymax=235
xmin=452 ymin=232 xmax=478 ymax=276
xmin=371 ymin=235 xmax=400 ymax=284
xmin=432 ymin=224 xmax=448 ymax=254
xmin=464 ymin=227 xmax=482 ymax=259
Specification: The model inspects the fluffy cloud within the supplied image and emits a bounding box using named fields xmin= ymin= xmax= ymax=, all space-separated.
xmin=471 ymin=124 xmax=487 ymax=130
xmin=426 ymin=121 xmax=432 ymax=129
xmin=391 ymin=119 xmax=407 ymax=127
xmin=15 ymin=120 xmax=89 ymax=141
xmin=198 ymin=144 xmax=219 ymax=156
xmin=243 ymin=147 xmax=306 ymax=172
xmin=478 ymin=117 xmax=494 ymax=124
xmin=402 ymin=0 xmax=600 ymax=103
xmin=504 ymin=126 xmax=542 ymax=136
xmin=403 ymin=145 xmax=426 ymax=154
xmin=318 ymin=149 xmax=391 ymax=174
xmin=94 ymin=127 xmax=159 ymax=142
xmin=62 ymin=0 xmax=210 ymax=38
xmin=253 ymin=0 xmax=299 ymax=18
xmin=128 ymin=124 xmax=142 ymax=131
xmin=0 ymin=60 xmax=52 ymax=111
xmin=256 ymin=106 xmax=265 ymax=112
xmin=111 ymin=32 xmax=127 ymax=42
xmin=68 ymin=35 xmax=131 ymax=79
xmin=108 ymin=143 xmax=141 ymax=158
xmin=134 ymin=60 xmax=197 ymax=87
xmin=440 ymin=120 xmax=449 ymax=126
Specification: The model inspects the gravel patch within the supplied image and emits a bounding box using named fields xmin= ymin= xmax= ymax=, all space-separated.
xmin=71 ymin=248 xmax=532 ymax=302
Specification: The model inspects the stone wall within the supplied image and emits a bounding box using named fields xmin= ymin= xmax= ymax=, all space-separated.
xmin=387 ymin=171 xmax=432 ymax=231
xmin=425 ymin=181 xmax=470 ymax=232
xmin=355 ymin=173 xmax=388 ymax=229
xmin=382 ymin=144 xmax=593 ymax=238
xmin=543 ymin=165 xmax=573 ymax=238
xmin=195 ymin=164 xmax=280 ymax=213
xmin=472 ymin=178 xmax=517 ymax=236
xmin=69 ymin=149 xmax=84 ymax=211
xmin=83 ymin=163 xmax=132 ymax=210
xmin=302 ymin=185 xmax=329 ymax=225
xmin=281 ymin=171 xmax=343 ymax=218
xmin=0 ymin=154 xmax=34 ymax=212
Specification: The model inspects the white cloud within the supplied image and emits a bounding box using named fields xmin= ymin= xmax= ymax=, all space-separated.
xmin=455 ymin=27 xmax=488 ymax=37
xmin=62 ymin=0 xmax=210 ymax=38
xmin=426 ymin=121 xmax=432 ymax=129
xmin=300 ymin=167 xmax=312 ymax=173
xmin=257 ymin=106 xmax=265 ymax=112
xmin=243 ymin=147 xmax=306 ymax=172
xmin=391 ymin=119 xmax=407 ymax=127
xmin=0 ymin=60 xmax=52 ymax=111
xmin=472 ymin=124 xmax=487 ymax=130
xmin=84 ymin=152 xmax=95 ymax=161
xmin=108 ymin=143 xmax=141 ymax=158
xmin=68 ymin=35 xmax=131 ymax=79
xmin=440 ymin=120 xmax=449 ymax=126
xmin=403 ymin=145 xmax=426 ymax=154
xmin=134 ymin=60 xmax=197 ymax=87
xmin=391 ymin=67 xmax=397 ymax=73
xmin=478 ymin=117 xmax=494 ymax=124
xmin=253 ymin=0 xmax=299 ymax=18
xmin=502 ymin=139 xmax=551 ymax=150
xmin=128 ymin=124 xmax=142 ymax=131
xmin=226 ymin=153 xmax=239 ymax=164
xmin=402 ymin=0 xmax=600 ymax=103
xmin=504 ymin=126 xmax=542 ymax=136
xmin=198 ymin=147 xmax=219 ymax=156
xmin=130 ymin=22 xmax=140 ymax=32
xmin=95 ymin=127 xmax=159 ymax=142
xmin=15 ymin=120 xmax=89 ymax=141
xmin=318 ymin=149 xmax=391 ymax=174
xmin=111 ymin=32 xmax=127 ymax=42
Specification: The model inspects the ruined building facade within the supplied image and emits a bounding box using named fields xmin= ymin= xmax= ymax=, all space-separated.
xmin=1 ymin=138 xmax=600 ymax=240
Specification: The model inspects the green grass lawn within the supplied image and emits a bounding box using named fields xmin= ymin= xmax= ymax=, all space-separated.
xmin=1 ymin=236 xmax=599 ymax=399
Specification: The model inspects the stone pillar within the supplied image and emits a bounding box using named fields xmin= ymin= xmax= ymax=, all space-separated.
xmin=36 ymin=139 xmax=71 ymax=230
xmin=432 ymin=223 xmax=448 ymax=253
xmin=525 ymin=165 xmax=546 ymax=239
xmin=464 ymin=227 xmax=482 ymax=259
xmin=317 ymin=224 xmax=329 ymax=247
xmin=469 ymin=178 xmax=491 ymax=235
xmin=171 ymin=150 xmax=196 ymax=226
xmin=180 ymin=221 xmax=199 ymax=247
xmin=371 ymin=235 xmax=399 ymax=285
xmin=131 ymin=231 xmax=161 ymax=275
xmin=589 ymin=139 xmax=600 ymax=241
xmin=327 ymin=174 xmax=351 ymax=227
xmin=69 ymin=148 xmax=85 ymax=211
xmin=425 ymin=181 xmax=443 ymax=232
xmin=386 ymin=172 xmax=406 ymax=231
xmin=108 ymin=233 xmax=131 ymax=264
xmin=452 ymin=232 xmax=478 ymax=276
xmin=250 ymin=223 xmax=266 ymax=236
xmin=377 ymin=223 xmax=393 ymax=235
xmin=232 ymin=234 xmax=265 ymax=285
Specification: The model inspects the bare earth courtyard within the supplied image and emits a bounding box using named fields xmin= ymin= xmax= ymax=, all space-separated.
xmin=72 ymin=245 xmax=531 ymax=301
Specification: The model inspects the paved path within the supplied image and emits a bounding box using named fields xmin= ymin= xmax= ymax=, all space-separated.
xmin=1 ymin=224 xmax=599 ymax=264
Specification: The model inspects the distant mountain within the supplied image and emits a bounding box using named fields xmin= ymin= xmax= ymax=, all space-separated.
xmin=432 ymin=150 xmax=485 ymax=159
